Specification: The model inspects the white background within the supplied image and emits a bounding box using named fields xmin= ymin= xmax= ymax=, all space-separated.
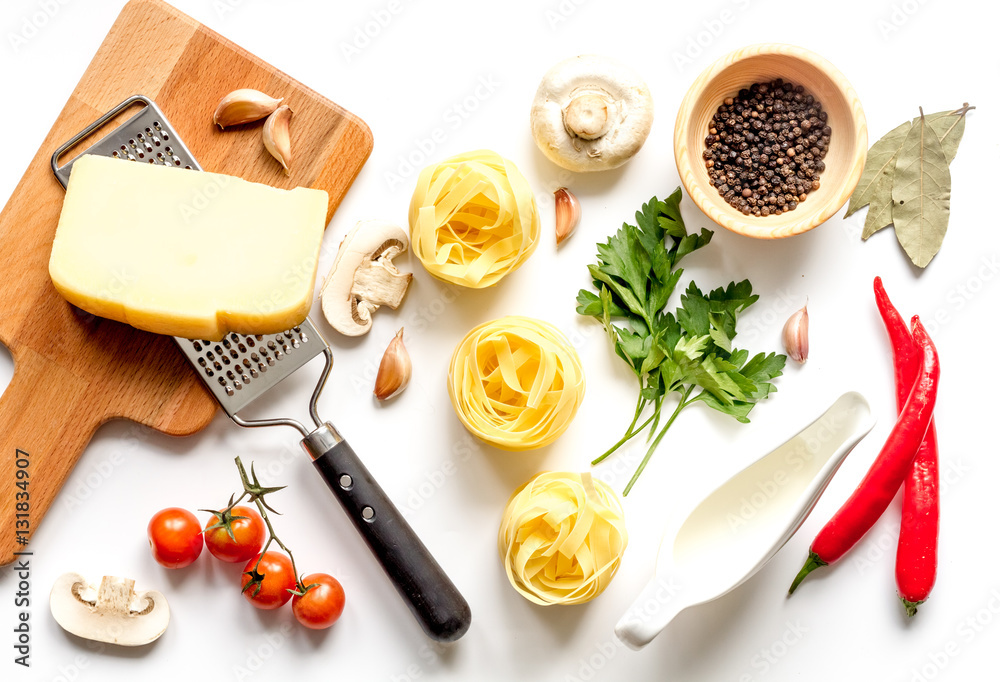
xmin=1 ymin=0 xmax=998 ymax=680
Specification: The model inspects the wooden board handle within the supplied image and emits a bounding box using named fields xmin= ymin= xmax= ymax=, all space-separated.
xmin=0 ymin=349 xmax=100 ymax=565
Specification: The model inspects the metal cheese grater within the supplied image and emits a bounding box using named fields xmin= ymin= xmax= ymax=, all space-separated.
xmin=51 ymin=95 xmax=470 ymax=642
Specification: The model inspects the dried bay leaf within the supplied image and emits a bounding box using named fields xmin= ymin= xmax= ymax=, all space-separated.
xmin=845 ymin=119 xmax=911 ymax=217
xmin=862 ymin=170 xmax=895 ymax=239
xmin=919 ymin=103 xmax=974 ymax=165
xmin=848 ymin=104 xmax=973 ymax=220
xmin=892 ymin=109 xmax=951 ymax=268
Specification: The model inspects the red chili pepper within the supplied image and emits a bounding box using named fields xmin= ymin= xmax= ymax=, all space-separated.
xmin=875 ymin=277 xmax=939 ymax=617
xmin=788 ymin=314 xmax=939 ymax=594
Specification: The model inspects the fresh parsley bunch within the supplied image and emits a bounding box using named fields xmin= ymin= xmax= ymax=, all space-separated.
xmin=576 ymin=188 xmax=786 ymax=495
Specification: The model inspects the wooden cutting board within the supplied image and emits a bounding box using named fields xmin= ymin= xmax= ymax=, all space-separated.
xmin=0 ymin=0 xmax=373 ymax=565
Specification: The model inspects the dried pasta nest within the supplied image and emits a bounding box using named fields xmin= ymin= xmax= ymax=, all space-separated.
xmin=448 ymin=316 xmax=585 ymax=450
xmin=498 ymin=471 xmax=627 ymax=606
xmin=409 ymin=150 xmax=540 ymax=288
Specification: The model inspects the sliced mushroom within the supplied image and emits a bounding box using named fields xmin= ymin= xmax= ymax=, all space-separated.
xmin=530 ymin=55 xmax=654 ymax=172
xmin=321 ymin=220 xmax=413 ymax=336
xmin=50 ymin=573 xmax=169 ymax=646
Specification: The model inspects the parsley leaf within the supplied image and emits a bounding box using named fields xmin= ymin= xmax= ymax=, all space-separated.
xmin=576 ymin=189 xmax=786 ymax=495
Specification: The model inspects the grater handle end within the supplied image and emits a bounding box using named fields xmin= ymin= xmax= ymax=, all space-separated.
xmin=304 ymin=425 xmax=471 ymax=642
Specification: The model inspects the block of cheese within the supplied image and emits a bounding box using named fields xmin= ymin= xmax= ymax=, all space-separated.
xmin=49 ymin=154 xmax=328 ymax=340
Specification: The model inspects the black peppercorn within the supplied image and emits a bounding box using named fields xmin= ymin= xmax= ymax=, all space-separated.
xmin=703 ymin=78 xmax=831 ymax=216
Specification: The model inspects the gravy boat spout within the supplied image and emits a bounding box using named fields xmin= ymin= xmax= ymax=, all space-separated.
xmin=615 ymin=391 xmax=875 ymax=650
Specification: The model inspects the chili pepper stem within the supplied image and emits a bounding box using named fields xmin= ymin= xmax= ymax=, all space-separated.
xmin=788 ymin=552 xmax=828 ymax=595
xmin=901 ymin=596 xmax=924 ymax=618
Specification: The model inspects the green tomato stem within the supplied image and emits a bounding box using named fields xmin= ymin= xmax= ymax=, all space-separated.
xmin=232 ymin=456 xmax=304 ymax=592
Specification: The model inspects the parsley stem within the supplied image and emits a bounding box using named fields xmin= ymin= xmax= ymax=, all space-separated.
xmin=623 ymin=386 xmax=694 ymax=496
xmin=592 ymin=408 xmax=656 ymax=465
xmin=592 ymin=394 xmax=649 ymax=465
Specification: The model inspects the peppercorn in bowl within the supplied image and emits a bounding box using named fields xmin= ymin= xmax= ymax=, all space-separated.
xmin=675 ymin=44 xmax=866 ymax=239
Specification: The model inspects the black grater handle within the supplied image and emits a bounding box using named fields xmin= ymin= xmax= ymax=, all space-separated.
xmin=302 ymin=424 xmax=471 ymax=642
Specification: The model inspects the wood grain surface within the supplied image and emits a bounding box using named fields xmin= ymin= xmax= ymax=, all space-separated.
xmin=0 ymin=0 xmax=373 ymax=565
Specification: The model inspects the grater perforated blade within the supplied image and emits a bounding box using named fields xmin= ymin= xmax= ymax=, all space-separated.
xmin=51 ymin=95 xmax=471 ymax=643
xmin=52 ymin=95 xmax=200 ymax=183
xmin=51 ymin=95 xmax=326 ymax=419
xmin=174 ymin=324 xmax=325 ymax=416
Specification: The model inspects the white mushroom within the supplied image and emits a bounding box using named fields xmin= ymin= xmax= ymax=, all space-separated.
xmin=530 ymin=55 xmax=654 ymax=172
xmin=321 ymin=220 xmax=412 ymax=336
xmin=49 ymin=573 xmax=169 ymax=646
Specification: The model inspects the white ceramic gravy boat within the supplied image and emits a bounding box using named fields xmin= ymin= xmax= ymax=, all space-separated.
xmin=615 ymin=391 xmax=875 ymax=650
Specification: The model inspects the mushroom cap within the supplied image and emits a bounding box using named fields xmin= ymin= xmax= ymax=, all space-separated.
xmin=49 ymin=573 xmax=170 ymax=646
xmin=320 ymin=219 xmax=411 ymax=336
xmin=530 ymin=55 xmax=654 ymax=172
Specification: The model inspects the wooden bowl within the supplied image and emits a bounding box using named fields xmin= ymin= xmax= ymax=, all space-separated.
xmin=674 ymin=44 xmax=867 ymax=239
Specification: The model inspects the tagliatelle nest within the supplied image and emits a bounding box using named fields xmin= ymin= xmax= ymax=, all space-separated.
xmin=498 ymin=471 xmax=628 ymax=606
xmin=448 ymin=316 xmax=585 ymax=450
xmin=408 ymin=150 xmax=540 ymax=288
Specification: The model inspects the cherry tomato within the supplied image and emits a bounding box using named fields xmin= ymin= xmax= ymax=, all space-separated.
xmin=204 ymin=505 xmax=266 ymax=563
xmin=292 ymin=573 xmax=346 ymax=630
xmin=147 ymin=507 xmax=203 ymax=569
xmin=241 ymin=551 xmax=295 ymax=609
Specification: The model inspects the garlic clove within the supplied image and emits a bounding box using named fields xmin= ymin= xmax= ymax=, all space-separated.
xmin=263 ymin=105 xmax=293 ymax=174
xmin=554 ymin=187 xmax=581 ymax=246
xmin=213 ymin=89 xmax=283 ymax=129
xmin=783 ymin=302 xmax=809 ymax=363
xmin=374 ymin=328 xmax=412 ymax=401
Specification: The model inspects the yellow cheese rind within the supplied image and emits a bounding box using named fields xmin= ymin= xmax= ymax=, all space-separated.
xmin=49 ymin=155 xmax=328 ymax=340
xmin=447 ymin=316 xmax=585 ymax=450
xmin=498 ymin=472 xmax=627 ymax=606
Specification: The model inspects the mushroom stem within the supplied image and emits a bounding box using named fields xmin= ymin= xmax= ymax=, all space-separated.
xmin=96 ymin=577 xmax=146 ymax=614
xmin=321 ymin=220 xmax=413 ymax=337
xmin=50 ymin=573 xmax=169 ymax=646
xmin=563 ymin=93 xmax=613 ymax=140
